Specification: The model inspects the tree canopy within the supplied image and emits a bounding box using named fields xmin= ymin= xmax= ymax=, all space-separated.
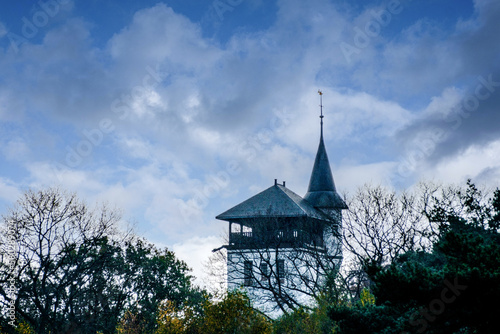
xmin=0 ymin=188 xmax=204 ymax=334
xmin=1 ymin=181 xmax=499 ymax=333
xmin=330 ymin=180 xmax=500 ymax=333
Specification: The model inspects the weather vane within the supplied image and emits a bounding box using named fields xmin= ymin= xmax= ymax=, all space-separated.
xmin=318 ymin=90 xmax=324 ymax=136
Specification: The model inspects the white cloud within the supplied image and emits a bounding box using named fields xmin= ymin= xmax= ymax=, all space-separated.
xmin=117 ymin=136 xmax=153 ymax=160
xmin=337 ymin=161 xmax=397 ymax=193
xmin=421 ymin=139 xmax=500 ymax=185
xmin=172 ymin=235 xmax=223 ymax=287
xmin=421 ymin=87 xmax=464 ymax=118
xmin=2 ymin=138 xmax=30 ymax=161
xmin=108 ymin=4 xmax=221 ymax=67
xmin=26 ymin=162 xmax=103 ymax=192
xmin=0 ymin=177 xmax=21 ymax=204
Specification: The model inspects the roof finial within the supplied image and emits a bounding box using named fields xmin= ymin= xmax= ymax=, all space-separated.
xmin=318 ymin=90 xmax=324 ymax=137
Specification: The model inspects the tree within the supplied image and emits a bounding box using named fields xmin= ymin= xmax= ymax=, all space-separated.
xmin=329 ymin=181 xmax=500 ymax=333
xmin=204 ymin=236 xmax=228 ymax=299
xmin=0 ymin=188 xmax=203 ymax=333
xmin=343 ymin=184 xmax=430 ymax=265
xmin=120 ymin=239 xmax=206 ymax=333
xmin=156 ymin=289 xmax=272 ymax=334
xmin=273 ymin=292 xmax=339 ymax=334
xmin=0 ymin=188 xmax=124 ymax=333
xmin=340 ymin=182 xmax=465 ymax=299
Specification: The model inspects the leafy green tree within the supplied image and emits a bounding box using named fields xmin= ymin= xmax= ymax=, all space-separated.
xmin=155 ymin=300 xmax=201 ymax=334
xmin=273 ymin=304 xmax=335 ymax=334
xmin=200 ymin=290 xmax=271 ymax=334
xmin=329 ymin=181 xmax=500 ymax=333
xmin=156 ymin=290 xmax=271 ymax=334
xmin=0 ymin=188 xmax=203 ymax=333
xmin=121 ymin=239 xmax=206 ymax=333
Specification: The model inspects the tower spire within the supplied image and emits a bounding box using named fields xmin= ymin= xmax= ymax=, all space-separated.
xmin=304 ymin=91 xmax=347 ymax=210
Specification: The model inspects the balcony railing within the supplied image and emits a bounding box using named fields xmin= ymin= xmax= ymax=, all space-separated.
xmin=229 ymin=230 xmax=324 ymax=248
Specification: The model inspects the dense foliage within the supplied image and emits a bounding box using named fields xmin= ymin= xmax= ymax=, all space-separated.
xmin=1 ymin=181 xmax=499 ymax=333
xmin=330 ymin=181 xmax=500 ymax=333
xmin=155 ymin=289 xmax=272 ymax=334
xmin=0 ymin=189 xmax=204 ymax=334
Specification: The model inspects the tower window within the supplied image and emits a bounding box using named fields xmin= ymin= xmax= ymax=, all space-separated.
xmin=260 ymin=262 xmax=269 ymax=281
xmin=277 ymin=259 xmax=285 ymax=283
xmin=244 ymin=261 xmax=253 ymax=286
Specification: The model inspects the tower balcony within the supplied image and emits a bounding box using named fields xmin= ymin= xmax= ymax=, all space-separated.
xmin=228 ymin=230 xmax=324 ymax=249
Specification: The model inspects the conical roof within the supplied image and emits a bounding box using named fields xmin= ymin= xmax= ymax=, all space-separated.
xmin=303 ymin=126 xmax=347 ymax=209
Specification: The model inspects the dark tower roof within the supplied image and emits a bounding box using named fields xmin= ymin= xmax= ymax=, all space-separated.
xmin=303 ymin=133 xmax=347 ymax=209
xmin=303 ymin=91 xmax=347 ymax=209
xmin=216 ymin=182 xmax=331 ymax=221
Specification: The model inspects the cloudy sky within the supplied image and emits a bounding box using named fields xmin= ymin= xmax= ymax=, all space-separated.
xmin=0 ymin=0 xmax=499 ymax=284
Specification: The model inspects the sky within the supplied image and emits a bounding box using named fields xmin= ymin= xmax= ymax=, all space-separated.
xmin=0 ymin=0 xmax=499 ymax=285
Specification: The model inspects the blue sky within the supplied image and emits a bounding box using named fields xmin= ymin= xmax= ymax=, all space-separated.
xmin=0 ymin=0 xmax=499 ymax=283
